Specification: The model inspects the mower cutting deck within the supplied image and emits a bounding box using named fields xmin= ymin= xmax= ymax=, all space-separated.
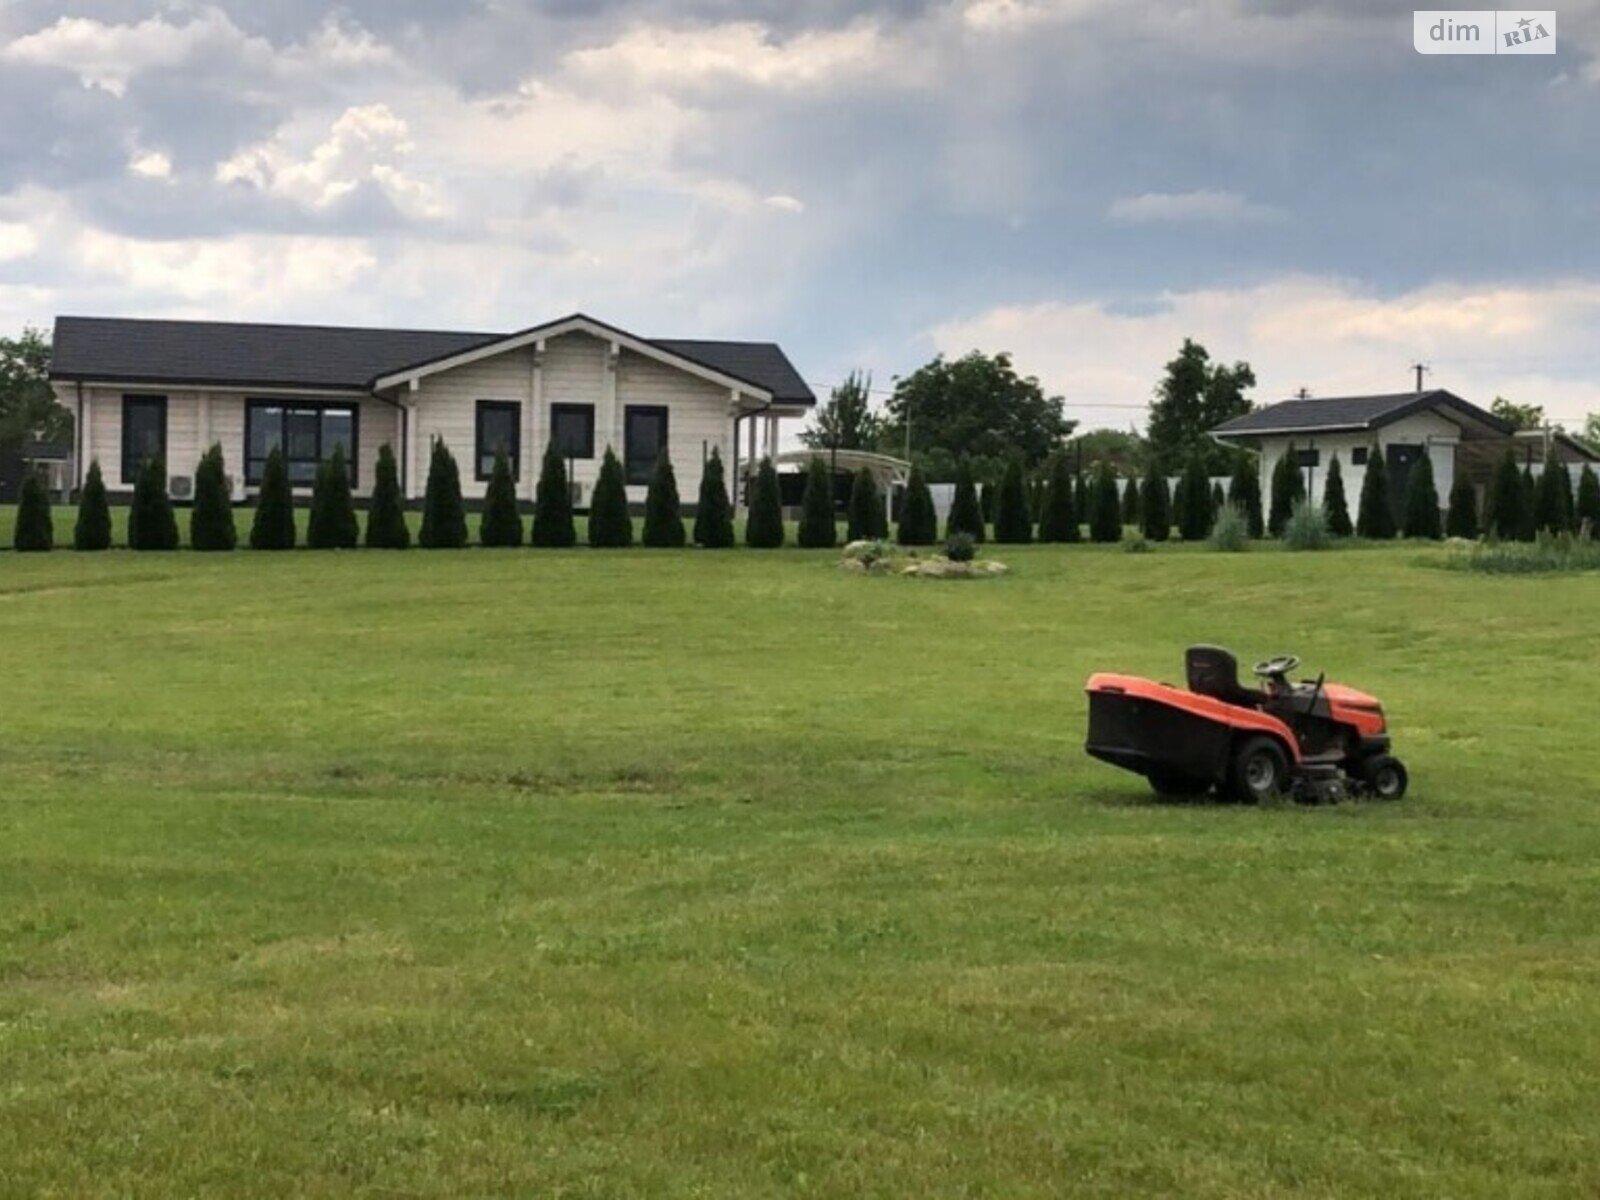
xmin=1085 ymin=646 xmax=1408 ymax=804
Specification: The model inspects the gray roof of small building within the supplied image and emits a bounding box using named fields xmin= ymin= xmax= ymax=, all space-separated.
xmin=49 ymin=314 xmax=815 ymax=405
xmin=1212 ymin=389 xmax=1510 ymax=439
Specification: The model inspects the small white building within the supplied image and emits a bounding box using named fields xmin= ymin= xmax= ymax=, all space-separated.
xmin=1210 ymin=389 xmax=1598 ymax=516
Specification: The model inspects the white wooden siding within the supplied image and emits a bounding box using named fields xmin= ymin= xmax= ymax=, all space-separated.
xmin=1255 ymin=410 xmax=1462 ymax=512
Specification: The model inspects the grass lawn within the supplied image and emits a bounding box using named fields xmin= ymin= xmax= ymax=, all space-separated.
xmin=1 ymin=528 xmax=1597 ymax=1197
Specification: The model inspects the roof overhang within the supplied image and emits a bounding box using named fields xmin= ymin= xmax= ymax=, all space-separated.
xmin=372 ymin=313 xmax=774 ymax=402
xmin=1212 ymin=390 xmax=1514 ymax=449
xmin=49 ymin=376 xmax=372 ymax=398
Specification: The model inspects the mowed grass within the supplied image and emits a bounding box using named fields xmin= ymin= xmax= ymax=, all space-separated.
xmin=1 ymin=529 xmax=1598 ymax=1198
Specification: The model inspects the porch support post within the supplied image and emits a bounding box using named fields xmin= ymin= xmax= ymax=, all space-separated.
xmin=605 ymin=340 xmax=621 ymax=458
xmin=405 ymin=384 xmax=420 ymax=500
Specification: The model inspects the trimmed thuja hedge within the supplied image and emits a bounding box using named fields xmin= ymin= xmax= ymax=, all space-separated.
xmin=74 ymin=460 xmax=112 ymax=552
xmin=694 ymin=447 xmax=734 ymax=548
xmin=1403 ymin=452 xmax=1442 ymax=540
xmin=1268 ymin=444 xmax=1306 ymax=537
xmin=847 ymin=468 xmax=886 ymax=542
xmin=897 ymin=464 xmax=938 ymax=546
xmin=367 ymin=444 xmax=411 ymax=549
xmin=1446 ymin=475 xmax=1479 ymax=540
xmin=1322 ymin=453 xmax=1353 ymax=538
xmin=946 ymin=458 xmax=985 ymax=543
xmin=249 ymin=447 xmax=296 ymax=551
xmin=1355 ymin=446 xmax=1395 ymax=540
xmin=308 ymin=445 xmax=360 ymax=550
xmin=992 ymin=458 xmax=1032 ymax=545
xmin=1174 ymin=456 xmax=1213 ymax=542
xmin=1228 ymin=459 xmax=1264 ymax=539
xmin=479 ymin=450 xmax=524 ymax=548
xmin=191 ymin=444 xmax=237 ymax=552
xmin=532 ymin=441 xmax=577 ymax=548
xmin=1487 ymin=450 xmax=1528 ymax=541
xmin=419 ymin=439 xmax=468 ymax=549
xmin=746 ymin=457 xmax=784 ymax=548
xmin=1037 ymin=455 xmax=1079 ymax=544
xmin=1140 ymin=464 xmax=1170 ymax=543
xmin=13 ymin=469 xmax=52 ymax=552
xmin=1088 ymin=461 xmax=1122 ymax=544
xmin=1533 ymin=447 xmax=1574 ymax=535
xmin=642 ymin=450 xmax=686 ymax=549
xmin=1578 ymin=464 xmax=1600 ymax=532
xmin=130 ymin=456 xmax=180 ymax=551
xmin=797 ymin=456 xmax=837 ymax=549
xmin=1121 ymin=476 xmax=1141 ymax=528
xmin=588 ymin=447 xmax=633 ymax=548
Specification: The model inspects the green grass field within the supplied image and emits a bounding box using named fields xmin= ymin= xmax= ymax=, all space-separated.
xmin=2 ymin=527 xmax=1598 ymax=1197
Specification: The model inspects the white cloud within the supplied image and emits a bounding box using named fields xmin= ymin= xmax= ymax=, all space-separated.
xmin=74 ymin=229 xmax=377 ymax=305
xmin=1109 ymin=189 xmax=1283 ymax=225
xmin=0 ymin=222 xmax=39 ymax=262
xmin=128 ymin=151 xmax=172 ymax=181
xmin=1 ymin=9 xmax=262 ymax=97
xmin=763 ymin=194 xmax=806 ymax=213
xmin=217 ymin=105 xmax=445 ymax=219
xmin=930 ymin=278 xmax=1600 ymax=427
xmin=565 ymin=21 xmax=886 ymax=92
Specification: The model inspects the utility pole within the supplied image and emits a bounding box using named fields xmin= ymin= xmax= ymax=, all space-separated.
xmin=1411 ymin=362 xmax=1430 ymax=393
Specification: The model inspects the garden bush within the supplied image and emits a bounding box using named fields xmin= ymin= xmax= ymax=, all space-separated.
xmin=1486 ymin=450 xmax=1527 ymax=541
xmin=643 ymin=450 xmax=686 ymax=548
xmin=746 ymin=457 xmax=785 ymax=548
xmin=1208 ymin=503 xmax=1250 ymax=552
xmin=1577 ymin=464 xmax=1600 ymax=532
xmin=1088 ymin=462 xmax=1122 ymax=544
xmin=1228 ymin=459 xmax=1264 ymax=539
xmin=587 ymin=448 xmax=633 ymax=548
xmin=1268 ymin=443 xmax=1306 ymax=536
xmin=992 ymin=458 xmax=1033 ymax=545
xmin=797 ymin=456 xmax=837 ymax=549
xmin=694 ymin=447 xmax=734 ymax=548
xmin=366 ymin=444 xmax=411 ymax=549
xmin=897 ymin=465 xmax=938 ymax=546
xmin=13 ymin=469 xmax=52 ymax=552
xmin=1446 ymin=476 xmax=1479 ymax=540
xmin=847 ymin=468 xmax=886 ymax=542
xmin=1283 ymin=498 xmax=1332 ymax=550
xmin=1533 ymin=448 xmax=1574 ymax=534
xmin=532 ymin=441 xmax=577 ymax=548
xmin=479 ymin=450 xmax=524 ymax=547
xmin=1140 ymin=465 xmax=1170 ymax=543
xmin=1037 ymin=455 xmax=1079 ymax=543
xmin=1442 ymin=527 xmax=1600 ymax=575
xmin=191 ymin=444 xmax=237 ymax=552
xmin=1123 ymin=531 xmax=1151 ymax=554
xmin=1121 ymin=476 xmax=1141 ymax=527
xmin=1322 ymin=453 xmax=1353 ymax=538
xmin=1520 ymin=464 xmax=1538 ymax=541
xmin=419 ymin=439 xmax=468 ymax=549
xmin=946 ymin=458 xmax=985 ymax=543
xmin=308 ymin=446 xmax=360 ymax=550
xmin=1355 ymin=447 xmax=1395 ymax=540
xmin=248 ymin=448 xmax=295 ymax=551
xmin=1174 ymin=456 xmax=1214 ymax=542
xmin=74 ymin=460 xmax=112 ymax=552
xmin=129 ymin=456 xmax=180 ymax=551
xmin=1402 ymin=452 xmax=1442 ymax=540
xmin=945 ymin=531 xmax=977 ymax=562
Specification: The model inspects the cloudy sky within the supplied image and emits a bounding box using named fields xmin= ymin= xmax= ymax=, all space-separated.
xmin=2 ymin=0 xmax=1598 ymax=429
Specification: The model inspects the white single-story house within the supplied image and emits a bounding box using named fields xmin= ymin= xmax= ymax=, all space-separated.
xmin=48 ymin=312 xmax=815 ymax=508
xmin=1211 ymin=389 xmax=1599 ymax=515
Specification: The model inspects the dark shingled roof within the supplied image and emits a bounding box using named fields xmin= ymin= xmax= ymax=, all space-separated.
xmin=50 ymin=315 xmax=816 ymax=405
xmin=1212 ymin=389 xmax=1508 ymax=438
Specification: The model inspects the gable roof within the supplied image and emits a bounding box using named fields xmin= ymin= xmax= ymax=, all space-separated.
xmin=49 ymin=313 xmax=815 ymax=405
xmin=1212 ymin=389 xmax=1511 ymax=441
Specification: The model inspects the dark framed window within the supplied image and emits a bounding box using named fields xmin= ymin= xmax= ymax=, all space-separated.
xmin=1295 ymin=448 xmax=1321 ymax=468
xmin=246 ymin=400 xmax=358 ymax=487
xmin=476 ymin=401 xmax=521 ymax=480
xmin=550 ymin=404 xmax=595 ymax=460
xmin=1352 ymin=447 xmax=1369 ymax=466
xmin=122 ymin=395 xmax=167 ymax=482
xmin=624 ymin=406 xmax=669 ymax=486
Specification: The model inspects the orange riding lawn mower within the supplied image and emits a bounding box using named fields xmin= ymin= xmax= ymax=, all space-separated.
xmin=1085 ymin=646 xmax=1409 ymax=805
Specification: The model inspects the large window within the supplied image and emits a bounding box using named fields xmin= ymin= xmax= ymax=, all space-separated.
xmin=550 ymin=404 xmax=595 ymax=460
xmin=246 ymin=401 xmax=358 ymax=487
xmin=122 ymin=395 xmax=167 ymax=483
xmin=476 ymin=401 xmax=521 ymax=480
xmin=624 ymin=406 xmax=668 ymax=486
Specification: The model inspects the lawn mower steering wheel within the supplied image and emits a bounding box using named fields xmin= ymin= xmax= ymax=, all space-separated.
xmin=1253 ymin=655 xmax=1300 ymax=681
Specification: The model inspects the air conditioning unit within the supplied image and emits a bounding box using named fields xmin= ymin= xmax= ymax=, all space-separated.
xmin=169 ymin=475 xmax=194 ymax=500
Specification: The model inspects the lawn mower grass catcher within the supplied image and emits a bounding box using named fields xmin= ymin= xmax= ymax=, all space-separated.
xmin=1085 ymin=646 xmax=1408 ymax=804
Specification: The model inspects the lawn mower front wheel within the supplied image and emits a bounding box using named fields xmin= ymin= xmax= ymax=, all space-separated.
xmin=1362 ymin=755 xmax=1409 ymax=800
xmin=1230 ymin=736 xmax=1290 ymax=804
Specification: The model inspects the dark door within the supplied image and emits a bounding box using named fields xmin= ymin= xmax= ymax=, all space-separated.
xmin=1386 ymin=444 xmax=1423 ymax=524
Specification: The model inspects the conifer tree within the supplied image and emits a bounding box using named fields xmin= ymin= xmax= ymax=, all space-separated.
xmin=13 ymin=468 xmax=52 ymax=552
xmin=477 ymin=450 xmax=524 ymax=547
xmin=1355 ymin=446 xmax=1395 ymax=540
xmin=1121 ymin=475 xmax=1141 ymax=528
xmin=308 ymin=445 xmax=359 ymax=549
xmin=1140 ymin=463 xmax=1171 ymax=543
xmin=1088 ymin=461 xmax=1123 ymax=543
xmin=1228 ymin=458 xmax=1264 ymax=539
xmin=129 ymin=455 xmax=180 ymax=551
xmin=797 ymin=455 xmax=837 ymax=549
xmin=1037 ymin=454 xmax=1079 ymax=543
xmin=847 ymin=468 xmax=885 ymax=541
xmin=74 ymin=459 xmax=112 ymax=551
xmin=419 ymin=439 xmax=468 ymax=549
xmin=1210 ymin=481 xmax=1226 ymax=516
xmin=1268 ymin=444 xmax=1306 ymax=536
xmin=587 ymin=447 xmax=633 ymax=548
xmin=1322 ymin=453 xmax=1353 ymax=538
xmin=1533 ymin=447 xmax=1574 ymax=534
xmin=897 ymin=464 xmax=938 ymax=546
xmin=1487 ymin=450 xmax=1527 ymax=540
xmin=642 ymin=449 xmax=686 ymax=548
xmin=694 ymin=447 xmax=735 ymax=548
xmin=1445 ymin=476 xmax=1479 ymax=540
xmin=1519 ymin=463 xmax=1538 ymax=541
xmin=1175 ymin=455 xmax=1214 ymax=541
xmin=366 ymin=444 xmax=411 ymax=549
xmin=531 ymin=441 xmax=577 ymax=548
xmin=746 ymin=456 xmax=785 ymax=548
xmin=248 ymin=447 xmax=296 ymax=550
xmin=979 ymin=482 xmax=995 ymax=524
xmin=1074 ymin=473 xmax=1088 ymax=521
xmin=1402 ymin=452 xmax=1442 ymax=539
xmin=946 ymin=457 xmax=985 ymax=542
xmin=190 ymin=444 xmax=237 ymax=551
xmin=1576 ymin=463 xmax=1600 ymax=534
xmin=992 ymin=458 xmax=1033 ymax=544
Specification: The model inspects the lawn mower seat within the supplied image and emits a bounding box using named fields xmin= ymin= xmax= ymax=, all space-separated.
xmin=1185 ymin=646 xmax=1264 ymax=709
